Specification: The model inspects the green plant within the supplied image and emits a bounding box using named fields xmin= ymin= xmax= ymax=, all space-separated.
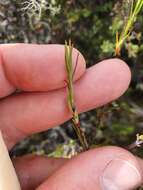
xmin=115 ymin=0 xmax=143 ymax=56
xmin=4 ymin=0 xmax=143 ymax=165
xmin=63 ymin=1 xmax=143 ymax=152
xmin=112 ymin=0 xmax=143 ymax=152
xmin=65 ymin=41 xmax=89 ymax=151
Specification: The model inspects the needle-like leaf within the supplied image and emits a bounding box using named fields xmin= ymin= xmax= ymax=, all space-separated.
xmin=115 ymin=0 xmax=143 ymax=56
xmin=65 ymin=40 xmax=89 ymax=151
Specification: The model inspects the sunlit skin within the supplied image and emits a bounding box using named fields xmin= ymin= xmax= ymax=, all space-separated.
xmin=0 ymin=44 xmax=143 ymax=190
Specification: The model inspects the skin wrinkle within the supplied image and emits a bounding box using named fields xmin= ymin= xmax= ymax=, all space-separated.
xmin=13 ymin=155 xmax=68 ymax=190
xmin=0 ymin=97 xmax=29 ymax=150
xmin=14 ymin=155 xmax=37 ymax=190
xmin=0 ymin=90 xmax=71 ymax=149
xmin=0 ymin=114 xmax=26 ymax=150
xmin=0 ymin=44 xmax=33 ymax=91
xmin=0 ymin=47 xmax=15 ymax=97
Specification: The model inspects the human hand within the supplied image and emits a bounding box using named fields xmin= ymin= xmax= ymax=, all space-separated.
xmin=0 ymin=44 xmax=142 ymax=190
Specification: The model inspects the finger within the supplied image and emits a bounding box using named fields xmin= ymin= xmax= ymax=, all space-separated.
xmin=0 ymin=59 xmax=131 ymax=149
xmin=36 ymin=146 xmax=143 ymax=190
xmin=0 ymin=44 xmax=85 ymax=97
xmin=13 ymin=155 xmax=67 ymax=190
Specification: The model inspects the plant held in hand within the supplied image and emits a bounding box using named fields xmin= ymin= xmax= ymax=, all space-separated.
xmin=65 ymin=41 xmax=89 ymax=151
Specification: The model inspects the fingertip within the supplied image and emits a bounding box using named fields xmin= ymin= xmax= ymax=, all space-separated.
xmin=0 ymin=46 xmax=15 ymax=98
xmin=99 ymin=146 xmax=142 ymax=190
xmin=75 ymin=58 xmax=131 ymax=112
xmin=0 ymin=44 xmax=86 ymax=91
xmin=36 ymin=146 xmax=142 ymax=190
xmin=98 ymin=58 xmax=131 ymax=98
xmin=109 ymin=58 xmax=131 ymax=93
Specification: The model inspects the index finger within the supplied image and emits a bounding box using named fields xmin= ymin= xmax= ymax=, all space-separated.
xmin=0 ymin=44 xmax=86 ymax=98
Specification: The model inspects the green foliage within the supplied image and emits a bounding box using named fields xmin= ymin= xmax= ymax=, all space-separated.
xmin=65 ymin=41 xmax=89 ymax=151
xmin=100 ymin=40 xmax=114 ymax=55
xmin=50 ymin=0 xmax=143 ymax=62
xmin=48 ymin=140 xmax=79 ymax=158
xmin=1 ymin=3 xmax=143 ymax=187
xmin=115 ymin=0 xmax=143 ymax=56
xmin=67 ymin=8 xmax=91 ymax=24
xmin=111 ymin=123 xmax=134 ymax=136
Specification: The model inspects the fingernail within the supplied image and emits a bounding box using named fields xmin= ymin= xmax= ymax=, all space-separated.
xmin=101 ymin=158 xmax=141 ymax=190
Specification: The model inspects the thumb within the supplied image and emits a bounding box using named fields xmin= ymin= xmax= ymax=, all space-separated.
xmin=36 ymin=146 xmax=142 ymax=190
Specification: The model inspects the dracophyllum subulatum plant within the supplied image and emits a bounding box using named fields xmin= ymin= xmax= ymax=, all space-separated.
xmin=65 ymin=41 xmax=89 ymax=151
xmin=115 ymin=0 xmax=143 ymax=150
xmin=64 ymin=1 xmax=143 ymax=152
xmin=115 ymin=0 xmax=143 ymax=56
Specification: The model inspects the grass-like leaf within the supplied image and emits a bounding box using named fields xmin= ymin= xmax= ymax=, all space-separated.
xmin=115 ymin=0 xmax=143 ymax=56
xmin=65 ymin=40 xmax=89 ymax=151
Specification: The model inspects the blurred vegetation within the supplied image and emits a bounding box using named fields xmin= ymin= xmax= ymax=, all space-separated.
xmin=1 ymin=1 xmax=143 ymax=188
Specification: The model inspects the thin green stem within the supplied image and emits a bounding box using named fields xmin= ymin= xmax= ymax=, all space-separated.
xmin=65 ymin=40 xmax=89 ymax=151
xmin=115 ymin=0 xmax=143 ymax=56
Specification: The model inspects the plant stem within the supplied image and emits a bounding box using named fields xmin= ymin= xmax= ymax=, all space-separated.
xmin=115 ymin=0 xmax=143 ymax=56
xmin=65 ymin=40 xmax=89 ymax=151
xmin=126 ymin=134 xmax=143 ymax=150
xmin=126 ymin=142 xmax=139 ymax=150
